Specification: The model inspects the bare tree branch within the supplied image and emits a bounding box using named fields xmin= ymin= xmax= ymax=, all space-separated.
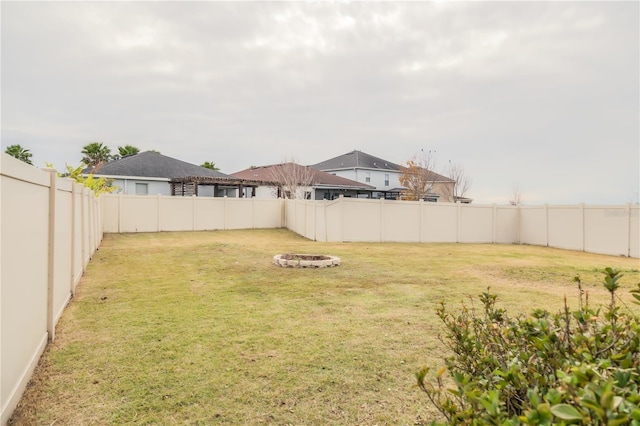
xmin=442 ymin=162 xmax=472 ymax=201
xmin=266 ymin=160 xmax=314 ymax=199
xmin=509 ymin=186 xmax=523 ymax=206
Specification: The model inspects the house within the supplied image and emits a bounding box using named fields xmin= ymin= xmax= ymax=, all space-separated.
xmin=85 ymin=151 xmax=251 ymax=197
xmin=310 ymin=150 xmax=457 ymax=202
xmin=231 ymin=163 xmax=376 ymax=200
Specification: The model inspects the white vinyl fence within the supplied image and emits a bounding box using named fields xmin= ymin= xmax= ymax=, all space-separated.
xmin=101 ymin=193 xmax=284 ymax=233
xmin=285 ymin=197 xmax=639 ymax=258
xmin=0 ymin=154 xmax=103 ymax=425
xmin=2 ymin=165 xmax=637 ymax=424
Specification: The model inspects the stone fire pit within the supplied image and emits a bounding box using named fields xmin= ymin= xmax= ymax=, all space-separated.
xmin=273 ymin=253 xmax=341 ymax=268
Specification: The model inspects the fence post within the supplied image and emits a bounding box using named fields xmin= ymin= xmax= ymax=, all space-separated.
xmin=98 ymin=195 xmax=103 ymax=244
xmin=313 ymin=200 xmax=317 ymax=241
xmin=223 ymin=196 xmax=228 ymax=230
xmin=545 ymin=203 xmax=549 ymax=247
xmin=156 ymin=194 xmax=161 ymax=232
xmin=581 ymin=203 xmax=586 ymax=252
xmin=294 ymin=198 xmax=298 ymax=234
xmin=456 ymin=202 xmax=461 ymax=243
xmin=284 ymin=198 xmax=287 ymax=229
xmin=252 ymin=196 xmax=256 ymax=230
xmin=92 ymin=192 xmax=97 ymax=251
xmin=419 ymin=199 xmax=424 ymax=243
xmin=627 ymin=203 xmax=632 ymax=257
xmin=192 ymin=195 xmax=197 ymax=231
xmin=118 ymin=192 xmax=122 ymax=233
xmin=516 ymin=205 xmax=521 ymax=245
xmin=80 ymin=185 xmax=86 ymax=272
xmin=323 ymin=199 xmax=329 ymax=242
xmin=45 ymin=168 xmax=57 ymax=342
xmin=379 ymin=198 xmax=384 ymax=243
xmin=87 ymin=190 xmax=93 ymax=255
xmin=492 ymin=203 xmax=497 ymax=244
xmin=70 ymin=181 xmax=76 ymax=295
xmin=340 ymin=195 xmax=345 ymax=242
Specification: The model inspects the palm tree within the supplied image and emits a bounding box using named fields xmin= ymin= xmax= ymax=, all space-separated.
xmin=201 ymin=161 xmax=220 ymax=171
xmin=118 ymin=145 xmax=140 ymax=158
xmin=4 ymin=144 xmax=33 ymax=165
xmin=81 ymin=142 xmax=112 ymax=171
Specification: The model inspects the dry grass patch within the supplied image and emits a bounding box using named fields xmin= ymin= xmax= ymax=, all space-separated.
xmin=10 ymin=229 xmax=640 ymax=425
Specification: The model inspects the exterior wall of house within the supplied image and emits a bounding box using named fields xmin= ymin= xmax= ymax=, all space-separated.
xmin=430 ymin=182 xmax=456 ymax=203
xmin=314 ymin=189 xmax=372 ymax=200
xmin=241 ymin=185 xmax=371 ymax=200
xmin=326 ymin=168 xmax=456 ymax=201
xmin=326 ymin=168 xmax=401 ymax=191
xmin=110 ymin=179 xmax=237 ymax=197
xmin=240 ymin=185 xmax=277 ymax=199
xmin=110 ymin=178 xmax=171 ymax=196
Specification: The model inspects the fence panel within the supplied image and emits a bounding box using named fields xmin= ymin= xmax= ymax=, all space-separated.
xmin=519 ymin=206 xmax=548 ymax=246
xmin=495 ymin=206 xmax=519 ymax=244
xmin=194 ymin=198 xmax=226 ymax=230
xmin=254 ymin=199 xmax=284 ymax=229
xmin=584 ymin=206 xmax=633 ymax=257
xmin=313 ymin=201 xmax=328 ymax=242
xmin=631 ymin=206 xmax=640 ymax=258
xmin=342 ymin=199 xmax=382 ymax=242
xmin=53 ymin=180 xmax=74 ymax=324
xmin=304 ymin=201 xmax=316 ymax=241
xmin=422 ymin=203 xmax=458 ymax=243
xmin=72 ymin=186 xmax=85 ymax=286
xmin=102 ymin=194 xmax=120 ymax=233
xmin=324 ymin=199 xmax=343 ymax=242
xmin=459 ymin=204 xmax=494 ymax=243
xmin=293 ymin=200 xmax=306 ymax=236
xmin=282 ymin=199 xmax=636 ymax=257
xmin=547 ymin=206 xmax=583 ymax=251
xmin=225 ymin=198 xmax=254 ymax=229
xmin=159 ymin=197 xmax=194 ymax=231
xmin=119 ymin=196 xmax=160 ymax=233
xmin=1 ymin=154 xmax=103 ymax=424
xmin=0 ymin=159 xmax=50 ymax=424
xmin=383 ymin=200 xmax=421 ymax=242
xmin=106 ymin=195 xmax=285 ymax=233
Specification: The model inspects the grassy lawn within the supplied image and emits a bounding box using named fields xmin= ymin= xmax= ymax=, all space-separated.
xmin=10 ymin=229 xmax=640 ymax=425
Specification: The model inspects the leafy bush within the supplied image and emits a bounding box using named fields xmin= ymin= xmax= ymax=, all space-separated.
xmin=62 ymin=163 xmax=118 ymax=194
xmin=417 ymin=268 xmax=640 ymax=425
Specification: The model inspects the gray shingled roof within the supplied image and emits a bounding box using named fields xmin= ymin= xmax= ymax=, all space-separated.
xmin=311 ymin=149 xmax=453 ymax=182
xmin=310 ymin=150 xmax=402 ymax=171
xmin=232 ymin=163 xmax=376 ymax=190
xmin=88 ymin=151 xmax=231 ymax=179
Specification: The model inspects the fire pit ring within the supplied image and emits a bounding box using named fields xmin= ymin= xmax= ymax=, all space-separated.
xmin=273 ymin=254 xmax=341 ymax=268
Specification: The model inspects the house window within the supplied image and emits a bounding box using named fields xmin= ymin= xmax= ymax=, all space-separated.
xmin=135 ymin=183 xmax=148 ymax=195
xmin=365 ymin=172 xmax=371 ymax=183
xmin=384 ymin=174 xmax=389 ymax=186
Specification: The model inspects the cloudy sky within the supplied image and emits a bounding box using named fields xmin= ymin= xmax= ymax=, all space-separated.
xmin=2 ymin=1 xmax=638 ymax=204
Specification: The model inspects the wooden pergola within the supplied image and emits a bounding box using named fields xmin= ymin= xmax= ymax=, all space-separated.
xmin=169 ymin=176 xmax=264 ymax=197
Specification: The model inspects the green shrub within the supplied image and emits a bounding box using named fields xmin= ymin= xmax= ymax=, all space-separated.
xmin=417 ymin=268 xmax=640 ymax=425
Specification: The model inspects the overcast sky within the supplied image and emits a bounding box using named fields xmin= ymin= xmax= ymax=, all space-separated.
xmin=2 ymin=1 xmax=638 ymax=204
